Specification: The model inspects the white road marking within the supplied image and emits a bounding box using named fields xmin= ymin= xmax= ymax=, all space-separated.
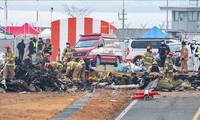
xmin=115 ymin=100 xmax=138 ymax=120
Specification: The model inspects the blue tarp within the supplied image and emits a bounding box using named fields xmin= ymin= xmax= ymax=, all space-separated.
xmin=138 ymin=26 xmax=167 ymax=39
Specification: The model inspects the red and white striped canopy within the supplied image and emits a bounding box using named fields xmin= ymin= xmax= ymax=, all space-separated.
xmin=51 ymin=17 xmax=117 ymax=61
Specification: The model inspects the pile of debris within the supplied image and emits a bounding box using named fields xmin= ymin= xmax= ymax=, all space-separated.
xmin=0 ymin=58 xmax=69 ymax=92
xmin=1 ymin=57 xmax=200 ymax=93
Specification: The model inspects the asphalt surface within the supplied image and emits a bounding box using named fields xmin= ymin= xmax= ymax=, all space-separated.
xmin=119 ymin=97 xmax=200 ymax=120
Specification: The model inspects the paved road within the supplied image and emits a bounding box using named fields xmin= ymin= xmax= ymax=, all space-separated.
xmin=118 ymin=97 xmax=200 ymax=120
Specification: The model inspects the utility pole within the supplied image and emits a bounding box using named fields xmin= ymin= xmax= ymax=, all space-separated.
xmin=122 ymin=0 xmax=125 ymax=39
xmin=196 ymin=0 xmax=199 ymax=33
xmin=118 ymin=0 xmax=128 ymax=62
xmin=118 ymin=0 xmax=127 ymax=39
xmin=36 ymin=0 xmax=39 ymax=32
xmin=166 ymin=0 xmax=169 ymax=30
xmin=50 ymin=7 xmax=53 ymax=29
xmin=4 ymin=0 xmax=7 ymax=37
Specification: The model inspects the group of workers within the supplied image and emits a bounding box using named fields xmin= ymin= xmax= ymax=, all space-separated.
xmin=2 ymin=36 xmax=200 ymax=90
xmin=142 ymin=39 xmax=192 ymax=79
xmin=1 ymin=41 xmax=87 ymax=90
xmin=17 ymin=37 xmax=53 ymax=62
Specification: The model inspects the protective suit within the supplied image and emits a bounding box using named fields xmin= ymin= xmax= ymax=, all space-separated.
xmin=180 ymin=41 xmax=189 ymax=73
xmin=142 ymin=46 xmax=154 ymax=69
xmin=164 ymin=52 xmax=174 ymax=78
xmin=65 ymin=59 xmax=78 ymax=78
xmin=195 ymin=43 xmax=200 ymax=71
xmin=62 ymin=42 xmax=76 ymax=62
xmin=3 ymin=45 xmax=15 ymax=80
xmin=188 ymin=40 xmax=196 ymax=71
xmin=45 ymin=61 xmax=63 ymax=78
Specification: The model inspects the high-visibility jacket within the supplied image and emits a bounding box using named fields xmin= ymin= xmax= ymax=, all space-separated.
xmin=164 ymin=56 xmax=173 ymax=73
xmin=180 ymin=45 xmax=188 ymax=61
xmin=5 ymin=51 xmax=15 ymax=67
xmin=50 ymin=62 xmax=63 ymax=72
xmin=67 ymin=61 xmax=78 ymax=70
xmin=197 ymin=45 xmax=200 ymax=58
xmin=33 ymin=41 xmax=37 ymax=48
xmin=62 ymin=47 xmax=75 ymax=59
xmin=142 ymin=52 xmax=154 ymax=66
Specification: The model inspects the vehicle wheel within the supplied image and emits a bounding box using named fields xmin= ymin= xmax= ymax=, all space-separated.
xmin=134 ymin=56 xmax=143 ymax=67
xmin=114 ymin=57 xmax=121 ymax=67
xmin=96 ymin=56 xmax=101 ymax=66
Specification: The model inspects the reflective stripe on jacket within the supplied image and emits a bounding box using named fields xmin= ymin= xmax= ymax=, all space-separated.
xmin=5 ymin=52 xmax=15 ymax=67
xmin=164 ymin=56 xmax=173 ymax=73
xmin=142 ymin=52 xmax=154 ymax=66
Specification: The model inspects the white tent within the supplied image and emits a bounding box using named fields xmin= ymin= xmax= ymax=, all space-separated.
xmin=39 ymin=29 xmax=51 ymax=38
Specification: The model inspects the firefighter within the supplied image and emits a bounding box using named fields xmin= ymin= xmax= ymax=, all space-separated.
xmin=2 ymin=44 xmax=15 ymax=83
xmin=79 ymin=59 xmax=86 ymax=81
xmin=45 ymin=61 xmax=63 ymax=78
xmin=43 ymin=38 xmax=52 ymax=62
xmin=72 ymin=58 xmax=83 ymax=81
xmin=72 ymin=59 xmax=86 ymax=90
xmin=147 ymin=61 xmax=161 ymax=77
xmin=164 ymin=51 xmax=175 ymax=78
xmin=142 ymin=46 xmax=154 ymax=69
xmin=180 ymin=41 xmax=189 ymax=73
xmin=65 ymin=58 xmax=78 ymax=78
xmin=62 ymin=42 xmax=76 ymax=62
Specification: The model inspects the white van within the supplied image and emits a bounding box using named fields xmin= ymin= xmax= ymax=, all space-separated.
xmin=125 ymin=39 xmax=179 ymax=66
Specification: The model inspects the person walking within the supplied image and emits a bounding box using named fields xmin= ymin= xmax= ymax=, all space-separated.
xmin=180 ymin=41 xmax=189 ymax=73
xmin=142 ymin=46 xmax=154 ymax=69
xmin=17 ymin=39 xmax=26 ymax=61
xmin=158 ymin=40 xmax=170 ymax=68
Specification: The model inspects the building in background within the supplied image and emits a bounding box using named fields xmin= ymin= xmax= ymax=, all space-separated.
xmin=160 ymin=7 xmax=200 ymax=33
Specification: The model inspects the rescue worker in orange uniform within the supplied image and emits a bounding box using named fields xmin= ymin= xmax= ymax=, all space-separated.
xmin=180 ymin=41 xmax=189 ymax=73
xmin=164 ymin=51 xmax=175 ymax=78
xmin=2 ymin=45 xmax=15 ymax=89
xmin=62 ymin=42 xmax=76 ymax=62
xmin=142 ymin=46 xmax=154 ymax=69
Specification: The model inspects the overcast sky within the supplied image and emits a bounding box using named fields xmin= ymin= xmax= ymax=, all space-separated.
xmin=0 ymin=0 xmax=194 ymax=28
xmin=0 ymin=0 xmax=192 ymax=12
